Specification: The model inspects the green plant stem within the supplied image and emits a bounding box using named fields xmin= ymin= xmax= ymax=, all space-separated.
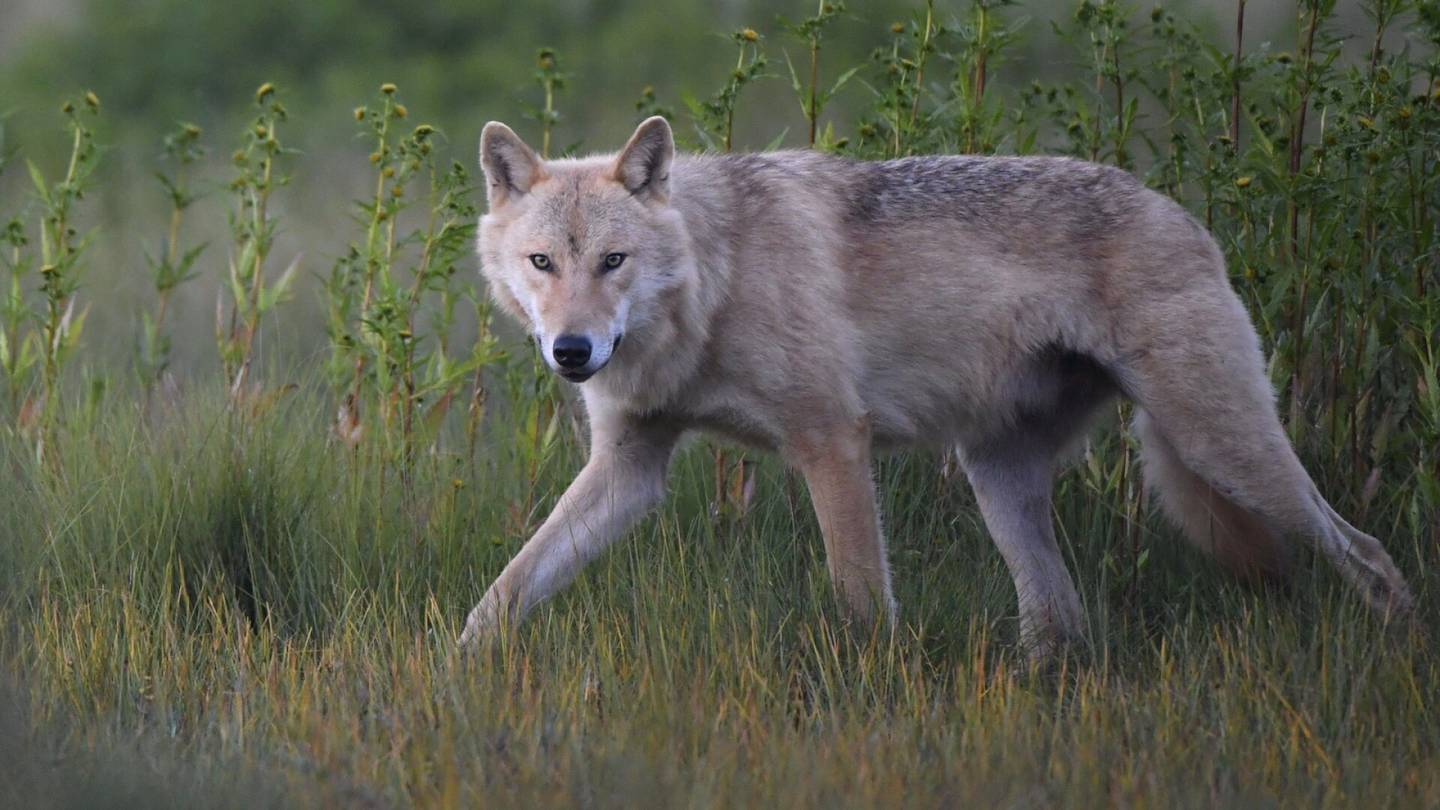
xmin=350 ymin=99 xmax=394 ymax=411
xmin=1288 ymin=2 xmax=1321 ymax=263
xmin=907 ymin=0 xmax=935 ymax=133
xmin=39 ymin=119 xmax=85 ymax=432
xmin=808 ymin=1 xmax=821 ymax=147
xmin=1230 ymin=0 xmax=1245 ymax=150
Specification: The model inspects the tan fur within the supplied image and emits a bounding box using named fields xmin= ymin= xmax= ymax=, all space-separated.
xmin=1135 ymin=411 xmax=1290 ymax=582
xmin=459 ymin=117 xmax=1414 ymax=661
xmin=789 ymin=416 xmax=896 ymax=623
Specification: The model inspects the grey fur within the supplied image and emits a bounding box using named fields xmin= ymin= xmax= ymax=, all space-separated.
xmin=461 ymin=117 xmax=1414 ymax=662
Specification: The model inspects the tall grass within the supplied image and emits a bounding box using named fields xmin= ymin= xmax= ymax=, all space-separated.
xmin=0 ymin=1 xmax=1437 ymax=806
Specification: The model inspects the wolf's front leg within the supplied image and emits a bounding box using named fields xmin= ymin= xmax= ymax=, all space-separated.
xmin=459 ymin=415 xmax=679 ymax=646
xmin=789 ymin=417 xmax=898 ymax=626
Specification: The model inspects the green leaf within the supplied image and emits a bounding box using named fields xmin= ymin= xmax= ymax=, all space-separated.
xmin=823 ymin=65 xmax=863 ymax=104
xmin=25 ymin=159 xmax=50 ymax=205
xmin=763 ymin=128 xmax=790 ymax=151
xmin=258 ymin=253 xmax=301 ymax=313
xmin=782 ymin=50 xmax=808 ymax=118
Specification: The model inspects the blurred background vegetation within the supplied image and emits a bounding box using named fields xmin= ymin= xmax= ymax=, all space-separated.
xmin=0 ymin=0 xmax=1389 ymax=375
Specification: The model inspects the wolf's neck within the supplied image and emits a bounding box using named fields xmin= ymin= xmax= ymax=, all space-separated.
xmin=669 ymin=155 xmax=739 ymax=330
xmin=585 ymin=157 xmax=735 ymax=412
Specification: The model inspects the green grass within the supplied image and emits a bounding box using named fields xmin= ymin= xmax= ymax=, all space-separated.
xmin=2 ymin=0 xmax=1439 ymax=806
xmin=0 ymin=391 xmax=1435 ymax=808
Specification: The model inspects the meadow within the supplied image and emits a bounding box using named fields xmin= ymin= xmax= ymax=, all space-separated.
xmin=1 ymin=1 xmax=1438 ymax=807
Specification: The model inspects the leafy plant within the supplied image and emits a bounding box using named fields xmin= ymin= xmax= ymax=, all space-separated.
xmin=20 ymin=92 xmax=101 ymax=458
xmin=525 ymin=47 xmax=568 ymax=158
xmin=218 ymin=82 xmax=298 ymax=400
xmin=857 ymin=2 xmax=944 ymax=157
xmin=328 ymin=84 xmax=498 ymax=491
xmin=780 ymin=0 xmax=856 ymax=148
xmin=139 ymin=121 xmax=206 ymax=402
xmin=687 ymin=28 xmax=770 ymax=151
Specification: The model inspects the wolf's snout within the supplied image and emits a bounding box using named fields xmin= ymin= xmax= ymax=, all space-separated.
xmin=552 ymin=335 xmax=592 ymax=369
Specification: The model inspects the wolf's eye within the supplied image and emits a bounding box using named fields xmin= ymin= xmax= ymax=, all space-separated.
xmin=528 ymin=254 xmax=552 ymax=271
xmin=603 ymin=252 xmax=626 ymax=271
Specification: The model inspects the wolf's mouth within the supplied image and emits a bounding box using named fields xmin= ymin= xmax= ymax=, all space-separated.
xmin=558 ymin=369 xmax=594 ymax=383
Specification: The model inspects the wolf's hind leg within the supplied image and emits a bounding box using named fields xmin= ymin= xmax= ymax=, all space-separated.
xmin=790 ymin=417 xmax=898 ymax=627
xmin=1123 ymin=284 xmax=1413 ymax=617
xmin=960 ymin=435 xmax=1084 ymax=663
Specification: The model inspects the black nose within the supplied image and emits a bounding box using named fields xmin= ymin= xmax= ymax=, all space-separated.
xmin=552 ymin=335 xmax=592 ymax=368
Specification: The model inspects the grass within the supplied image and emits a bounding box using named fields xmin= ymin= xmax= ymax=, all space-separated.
xmin=1 ymin=0 xmax=1438 ymax=806
xmin=0 ymin=393 xmax=1435 ymax=807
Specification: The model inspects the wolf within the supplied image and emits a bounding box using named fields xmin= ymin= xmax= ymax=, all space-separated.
xmin=459 ymin=116 xmax=1413 ymax=661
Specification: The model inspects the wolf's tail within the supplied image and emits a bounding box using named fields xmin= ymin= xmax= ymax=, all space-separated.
xmin=1132 ymin=409 xmax=1293 ymax=583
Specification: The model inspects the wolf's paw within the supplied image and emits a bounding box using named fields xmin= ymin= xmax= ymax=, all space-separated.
xmin=1372 ymin=577 xmax=1416 ymax=623
xmin=457 ymin=595 xmax=503 ymax=649
xmin=1021 ymin=626 xmax=1085 ymax=670
xmin=1353 ymin=559 xmax=1416 ymax=623
xmin=1018 ymin=600 xmax=1086 ymax=670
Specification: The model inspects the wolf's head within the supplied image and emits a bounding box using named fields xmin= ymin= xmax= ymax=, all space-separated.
xmin=476 ymin=116 xmax=690 ymax=384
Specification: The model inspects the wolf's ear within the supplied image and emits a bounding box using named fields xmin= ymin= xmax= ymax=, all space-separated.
xmin=479 ymin=122 xmax=544 ymax=208
xmin=612 ymin=116 xmax=674 ymax=203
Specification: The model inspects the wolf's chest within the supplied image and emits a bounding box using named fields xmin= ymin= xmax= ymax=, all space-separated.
xmin=672 ymin=402 xmax=782 ymax=451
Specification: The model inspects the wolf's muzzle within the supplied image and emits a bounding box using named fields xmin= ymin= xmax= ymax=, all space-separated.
xmin=550 ymin=332 xmax=624 ymax=383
